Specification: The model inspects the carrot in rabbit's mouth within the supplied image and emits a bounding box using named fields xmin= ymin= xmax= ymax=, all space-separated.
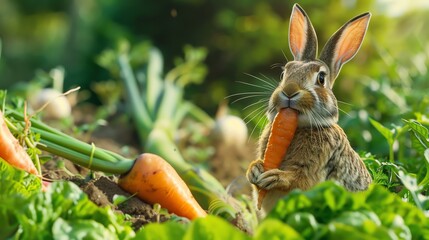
xmin=258 ymin=107 xmax=299 ymax=209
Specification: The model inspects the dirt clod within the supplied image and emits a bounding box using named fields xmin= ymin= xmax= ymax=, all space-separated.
xmin=70 ymin=175 xmax=170 ymax=230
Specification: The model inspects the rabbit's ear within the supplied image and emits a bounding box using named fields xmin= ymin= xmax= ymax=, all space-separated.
xmin=320 ymin=13 xmax=371 ymax=84
xmin=289 ymin=4 xmax=318 ymax=61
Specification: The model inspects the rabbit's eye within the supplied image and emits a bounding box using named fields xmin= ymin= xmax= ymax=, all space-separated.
xmin=317 ymin=72 xmax=326 ymax=86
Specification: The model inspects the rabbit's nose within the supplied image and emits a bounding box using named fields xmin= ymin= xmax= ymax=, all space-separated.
xmin=283 ymin=82 xmax=300 ymax=98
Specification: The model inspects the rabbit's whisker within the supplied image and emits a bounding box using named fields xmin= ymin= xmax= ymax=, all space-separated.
xmin=229 ymin=94 xmax=269 ymax=104
xmin=244 ymin=104 xmax=268 ymax=141
xmin=259 ymin=73 xmax=279 ymax=86
xmin=281 ymin=48 xmax=289 ymax=63
xmin=270 ymin=63 xmax=285 ymax=69
xmin=243 ymin=99 xmax=269 ymax=111
xmin=337 ymin=107 xmax=351 ymax=117
xmin=244 ymin=73 xmax=278 ymax=89
xmin=243 ymin=103 xmax=267 ymax=123
xmin=337 ymin=100 xmax=354 ymax=107
xmin=226 ymin=92 xmax=271 ymax=98
xmin=249 ymin=112 xmax=268 ymax=143
xmin=236 ymin=81 xmax=274 ymax=91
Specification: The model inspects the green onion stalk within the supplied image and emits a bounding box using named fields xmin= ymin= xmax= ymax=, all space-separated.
xmin=7 ymin=110 xmax=134 ymax=174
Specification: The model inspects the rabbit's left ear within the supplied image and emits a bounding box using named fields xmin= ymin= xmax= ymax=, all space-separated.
xmin=320 ymin=13 xmax=371 ymax=85
xmin=289 ymin=4 xmax=318 ymax=61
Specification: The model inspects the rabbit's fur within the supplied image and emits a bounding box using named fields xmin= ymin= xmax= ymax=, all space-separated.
xmin=246 ymin=4 xmax=372 ymax=216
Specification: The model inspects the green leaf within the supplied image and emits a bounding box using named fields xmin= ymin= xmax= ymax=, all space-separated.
xmin=96 ymin=49 xmax=119 ymax=75
xmin=254 ymin=219 xmax=303 ymax=240
xmin=208 ymin=198 xmax=236 ymax=220
xmin=285 ymin=212 xmax=319 ymax=239
xmin=385 ymin=214 xmax=412 ymax=240
xmin=425 ymin=149 xmax=429 ymax=165
xmin=409 ymin=133 xmax=428 ymax=155
xmin=331 ymin=211 xmax=381 ymax=228
xmin=135 ymin=216 xmax=250 ymax=240
xmin=404 ymin=119 xmax=429 ymax=153
xmin=52 ymin=218 xmax=114 ymax=239
xmin=166 ymin=45 xmax=208 ymax=87
xmin=184 ymin=216 xmax=249 ymax=240
xmin=397 ymin=171 xmax=420 ymax=192
xmin=326 ymin=222 xmax=390 ymax=240
xmin=369 ymin=118 xmax=394 ymax=145
xmin=404 ymin=120 xmax=429 ymax=139
xmin=113 ymin=194 xmax=129 ymax=206
xmin=134 ymin=221 xmax=187 ymax=240
xmin=0 ymin=158 xmax=41 ymax=197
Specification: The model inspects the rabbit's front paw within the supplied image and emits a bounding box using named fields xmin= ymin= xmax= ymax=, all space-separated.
xmin=255 ymin=169 xmax=291 ymax=191
xmin=246 ymin=159 xmax=264 ymax=185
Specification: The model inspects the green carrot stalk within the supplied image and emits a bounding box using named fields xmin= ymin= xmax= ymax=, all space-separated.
xmin=7 ymin=110 xmax=134 ymax=174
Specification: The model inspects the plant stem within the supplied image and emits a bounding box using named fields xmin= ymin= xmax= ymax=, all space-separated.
xmin=389 ymin=144 xmax=394 ymax=163
xmin=118 ymin=54 xmax=153 ymax=140
xmin=37 ymin=139 xmax=133 ymax=174
xmin=25 ymin=137 xmax=42 ymax=175
xmin=7 ymin=110 xmax=134 ymax=174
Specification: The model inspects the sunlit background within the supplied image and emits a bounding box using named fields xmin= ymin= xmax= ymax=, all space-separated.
xmin=1 ymin=0 xmax=428 ymax=156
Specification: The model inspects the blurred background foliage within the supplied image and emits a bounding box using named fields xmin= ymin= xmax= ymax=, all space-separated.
xmin=0 ymin=0 xmax=429 ymax=157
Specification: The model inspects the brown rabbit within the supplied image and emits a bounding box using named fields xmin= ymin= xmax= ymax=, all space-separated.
xmin=246 ymin=3 xmax=372 ymax=216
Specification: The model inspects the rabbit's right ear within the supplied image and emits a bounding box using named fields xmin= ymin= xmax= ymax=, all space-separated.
xmin=288 ymin=4 xmax=318 ymax=61
xmin=319 ymin=13 xmax=371 ymax=86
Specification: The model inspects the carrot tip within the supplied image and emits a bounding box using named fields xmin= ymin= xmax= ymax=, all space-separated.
xmin=257 ymin=189 xmax=267 ymax=210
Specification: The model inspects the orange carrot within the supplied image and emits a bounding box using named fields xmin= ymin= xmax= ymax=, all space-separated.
xmin=118 ymin=153 xmax=207 ymax=220
xmin=0 ymin=110 xmax=39 ymax=175
xmin=257 ymin=108 xmax=298 ymax=209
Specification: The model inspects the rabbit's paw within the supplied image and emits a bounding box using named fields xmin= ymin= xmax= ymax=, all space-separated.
xmin=255 ymin=169 xmax=291 ymax=190
xmin=246 ymin=159 xmax=264 ymax=185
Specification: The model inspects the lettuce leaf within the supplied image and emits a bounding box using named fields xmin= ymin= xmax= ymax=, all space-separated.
xmin=135 ymin=215 xmax=249 ymax=240
xmin=0 ymin=159 xmax=134 ymax=239
xmin=266 ymin=181 xmax=429 ymax=239
xmin=0 ymin=158 xmax=41 ymax=196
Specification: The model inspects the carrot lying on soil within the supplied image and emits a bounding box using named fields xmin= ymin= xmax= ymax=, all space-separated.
xmin=0 ymin=110 xmax=39 ymax=176
xmin=118 ymin=153 xmax=207 ymax=220
xmin=257 ymin=107 xmax=298 ymax=209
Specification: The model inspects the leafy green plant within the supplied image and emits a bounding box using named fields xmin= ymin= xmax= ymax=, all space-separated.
xmin=135 ymin=216 xmax=248 ymax=240
xmin=362 ymin=153 xmax=402 ymax=189
xmin=266 ymin=181 xmax=429 ymax=239
xmin=0 ymin=159 xmax=135 ymax=239
xmin=369 ymin=118 xmax=406 ymax=163
xmin=366 ymin=115 xmax=429 ymax=211
xmin=403 ymin=119 xmax=429 ymax=187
